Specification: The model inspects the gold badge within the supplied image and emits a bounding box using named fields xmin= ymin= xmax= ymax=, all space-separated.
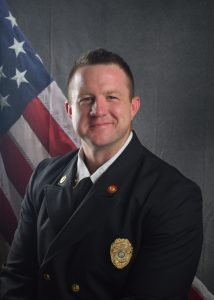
xmin=59 ymin=175 xmax=66 ymax=184
xmin=110 ymin=238 xmax=133 ymax=269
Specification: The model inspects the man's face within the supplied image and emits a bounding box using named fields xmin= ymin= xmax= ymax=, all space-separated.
xmin=67 ymin=64 xmax=140 ymax=154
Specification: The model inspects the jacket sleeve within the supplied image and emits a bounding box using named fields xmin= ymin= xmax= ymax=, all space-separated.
xmin=0 ymin=159 xmax=49 ymax=300
xmin=119 ymin=180 xmax=203 ymax=300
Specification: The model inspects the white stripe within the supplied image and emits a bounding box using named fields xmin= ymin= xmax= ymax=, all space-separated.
xmin=0 ymin=232 xmax=10 ymax=264
xmin=0 ymin=154 xmax=22 ymax=219
xmin=192 ymin=277 xmax=214 ymax=300
xmin=38 ymin=81 xmax=80 ymax=147
xmin=8 ymin=115 xmax=50 ymax=168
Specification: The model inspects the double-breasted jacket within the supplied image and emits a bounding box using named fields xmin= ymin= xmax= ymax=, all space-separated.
xmin=0 ymin=132 xmax=203 ymax=299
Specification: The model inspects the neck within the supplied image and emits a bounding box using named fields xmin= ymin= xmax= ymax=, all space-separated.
xmin=81 ymin=134 xmax=131 ymax=174
xmin=81 ymin=146 xmax=116 ymax=174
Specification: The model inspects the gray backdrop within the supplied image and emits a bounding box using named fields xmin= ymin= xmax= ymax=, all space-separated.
xmin=7 ymin=0 xmax=214 ymax=293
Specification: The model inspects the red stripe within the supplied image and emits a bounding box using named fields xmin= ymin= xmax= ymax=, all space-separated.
xmin=0 ymin=134 xmax=33 ymax=197
xmin=23 ymin=97 xmax=76 ymax=156
xmin=188 ymin=287 xmax=203 ymax=300
xmin=0 ymin=188 xmax=18 ymax=245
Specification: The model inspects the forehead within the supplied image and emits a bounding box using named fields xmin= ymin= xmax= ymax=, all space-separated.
xmin=69 ymin=64 xmax=130 ymax=90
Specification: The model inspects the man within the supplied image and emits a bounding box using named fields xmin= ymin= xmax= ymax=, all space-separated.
xmin=0 ymin=49 xmax=203 ymax=299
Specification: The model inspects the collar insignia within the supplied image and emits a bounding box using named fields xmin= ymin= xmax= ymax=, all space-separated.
xmin=107 ymin=184 xmax=118 ymax=194
xmin=59 ymin=175 xmax=67 ymax=184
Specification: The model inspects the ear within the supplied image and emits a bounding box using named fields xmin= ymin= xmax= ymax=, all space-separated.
xmin=65 ymin=101 xmax=72 ymax=118
xmin=131 ymin=96 xmax=140 ymax=120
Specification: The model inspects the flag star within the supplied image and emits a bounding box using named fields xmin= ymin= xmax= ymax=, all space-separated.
xmin=6 ymin=11 xmax=18 ymax=28
xmin=9 ymin=38 xmax=26 ymax=57
xmin=0 ymin=94 xmax=10 ymax=111
xmin=0 ymin=66 xmax=6 ymax=80
xmin=12 ymin=69 xmax=29 ymax=88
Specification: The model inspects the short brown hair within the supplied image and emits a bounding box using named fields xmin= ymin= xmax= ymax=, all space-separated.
xmin=68 ymin=48 xmax=134 ymax=98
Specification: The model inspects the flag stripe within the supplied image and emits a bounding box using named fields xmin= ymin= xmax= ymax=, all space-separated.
xmin=0 ymin=133 xmax=33 ymax=197
xmin=0 ymin=153 xmax=22 ymax=218
xmin=192 ymin=277 xmax=214 ymax=300
xmin=0 ymin=188 xmax=17 ymax=244
xmin=38 ymin=81 xmax=80 ymax=147
xmin=188 ymin=288 xmax=203 ymax=300
xmin=23 ymin=96 xmax=77 ymax=156
xmin=9 ymin=115 xmax=50 ymax=168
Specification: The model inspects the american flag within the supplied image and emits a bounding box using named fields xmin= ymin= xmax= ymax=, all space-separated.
xmin=0 ymin=0 xmax=78 ymax=245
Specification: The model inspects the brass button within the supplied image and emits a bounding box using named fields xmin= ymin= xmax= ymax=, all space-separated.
xmin=71 ymin=283 xmax=80 ymax=292
xmin=107 ymin=184 xmax=118 ymax=194
xmin=43 ymin=273 xmax=51 ymax=281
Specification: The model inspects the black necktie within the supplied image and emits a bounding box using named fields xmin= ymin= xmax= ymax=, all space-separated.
xmin=71 ymin=177 xmax=93 ymax=213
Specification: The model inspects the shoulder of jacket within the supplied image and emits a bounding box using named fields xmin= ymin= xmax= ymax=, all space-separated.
xmin=130 ymin=132 xmax=200 ymax=192
xmin=26 ymin=150 xmax=78 ymax=204
xmin=37 ymin=150 xmax=78 ymax=171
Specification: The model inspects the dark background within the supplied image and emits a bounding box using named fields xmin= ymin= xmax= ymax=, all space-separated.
xmin=7 ymin=0 xmax=214 ymax=293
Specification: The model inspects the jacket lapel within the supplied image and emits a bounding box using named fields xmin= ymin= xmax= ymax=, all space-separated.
xmin=45 ymin=155 xmax=77 ymax=232
xmin=41 ymin=132 xmax=145 ymax=266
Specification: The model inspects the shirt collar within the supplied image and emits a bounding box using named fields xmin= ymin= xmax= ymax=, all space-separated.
xmin=76 ymin=131 xmax=133 ymax=183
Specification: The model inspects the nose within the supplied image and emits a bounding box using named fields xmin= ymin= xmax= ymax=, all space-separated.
xmin=90 ymin=97 xmax=107 ymax=117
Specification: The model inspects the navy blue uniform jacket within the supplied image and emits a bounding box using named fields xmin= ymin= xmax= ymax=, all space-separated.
xmin=0 ymin=132 xmax=203 ymax=299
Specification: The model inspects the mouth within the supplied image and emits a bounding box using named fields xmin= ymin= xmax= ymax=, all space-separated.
xmin=89 ymin=122 xmax=113 ymax=128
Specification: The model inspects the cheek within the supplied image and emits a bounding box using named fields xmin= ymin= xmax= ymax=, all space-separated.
xmin=110 ymin=105 xmax=124 ymax=116
xmin=71 ymin=107 xmax=87 ymax=129
xmin=113 ymin=105 xmax=132 ymax=121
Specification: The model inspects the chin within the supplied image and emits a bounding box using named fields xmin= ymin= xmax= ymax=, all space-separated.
xmin=91 ymin=139 xmax=111 ymax=148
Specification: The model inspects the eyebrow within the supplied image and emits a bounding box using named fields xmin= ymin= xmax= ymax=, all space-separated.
xmin=103 ymin=90 xmax=122 ymax=96
xmin=77 ymin=89 xmax=122 ymax=96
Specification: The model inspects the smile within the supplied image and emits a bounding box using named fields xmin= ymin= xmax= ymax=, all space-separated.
xmin=89 ymin=122 xmax=113 ymax=127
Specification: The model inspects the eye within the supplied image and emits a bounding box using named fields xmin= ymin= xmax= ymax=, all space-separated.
xmin=106 ymin=95 xmax=118 ymax=100
xmin=79 ymin=96 xmax=95 ymax=105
